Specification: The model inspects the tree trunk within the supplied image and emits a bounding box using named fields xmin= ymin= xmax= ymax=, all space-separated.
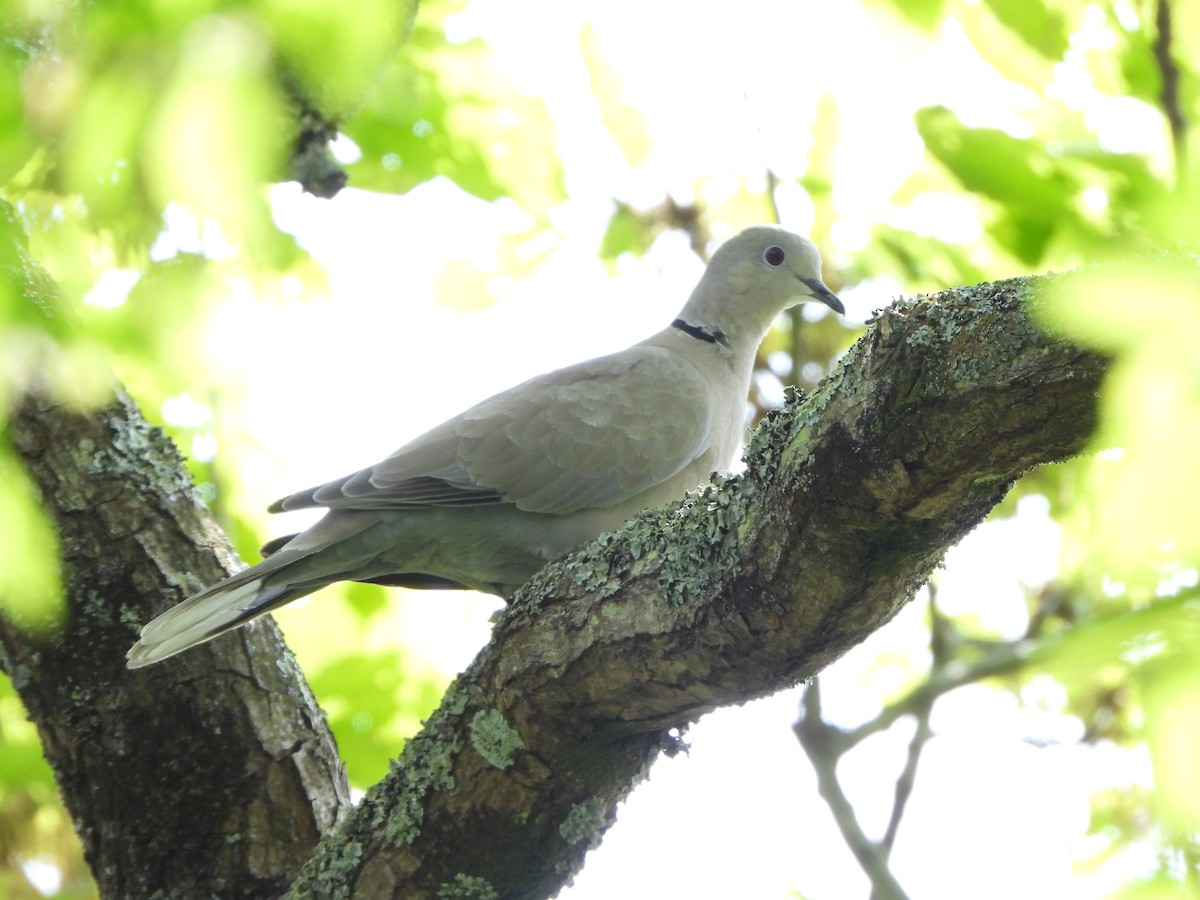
xmin=4 ymin=387 xmax=353 ymax=897
xmin=2 ymin=220 xmax=1112 ymax=899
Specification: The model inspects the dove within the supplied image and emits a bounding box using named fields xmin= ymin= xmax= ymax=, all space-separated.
xmin=127 ymin=225 xmax=843 ymax=668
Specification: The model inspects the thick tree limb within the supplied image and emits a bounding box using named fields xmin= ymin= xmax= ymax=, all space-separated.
xmin=2 ymin=236 xmax=1114 ymax=898
xmin=3 ymin=389 xmax=353 ymax=898
xmin=0 ymin=222 xmax=352 ymax=898
xmin=291 ymin=276 xmax=1108 ymax=897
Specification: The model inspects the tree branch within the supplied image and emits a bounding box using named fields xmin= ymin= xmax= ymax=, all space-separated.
xmin=795 ymin=681 xmax=912 ymax=900
xmin=878 ymin=588 xmax=947 ymax=859
xmin=291 ymin=275 xmax=1109 ymax=897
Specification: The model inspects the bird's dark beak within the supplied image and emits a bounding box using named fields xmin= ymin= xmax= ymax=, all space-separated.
xmin=801 ymin=277 xmax=845 ymax=315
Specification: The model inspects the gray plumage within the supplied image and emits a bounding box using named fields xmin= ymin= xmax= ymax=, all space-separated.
xmin=127 ymin=225 xmax=843 ymax=668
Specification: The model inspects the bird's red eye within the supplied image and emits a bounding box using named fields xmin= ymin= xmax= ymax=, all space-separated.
xmin=763 ymin=246 xmax=785 ymax=266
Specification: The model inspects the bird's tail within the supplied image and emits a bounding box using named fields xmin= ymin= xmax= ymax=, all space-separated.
xmin=127 ymin=513 xmax=385 ymax=668
xmin=126 ymin=567 xmax=312 ymax=669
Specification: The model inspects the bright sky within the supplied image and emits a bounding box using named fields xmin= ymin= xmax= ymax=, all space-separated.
xmin=157 ymin=0 xmax=1165 ymax=896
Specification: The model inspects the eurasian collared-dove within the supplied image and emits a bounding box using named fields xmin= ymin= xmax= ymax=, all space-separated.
xmin=127 ymin=225 xmax=843 ymax=668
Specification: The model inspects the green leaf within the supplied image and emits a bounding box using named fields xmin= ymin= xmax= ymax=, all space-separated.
xmin=1116 ymin=34 xmax=1162 ymax=106
xmin=988 ymin=211 xmax=1055 ymax=264
xmin=0 ymin=447 xmax=64 ymax=632
xmin=981 ymin=0 xmax=1070 ymax=60
xmin=140 ymin=18 xmax=293 ymax=259
xmin=958 ymin=0 xmax=1063 ymax=90
xmin=256 ymin=0 xmax=418 ymax=120
xmin=344 ymin=581 xmax=388 ymax=622
xmin=309 ymin=649 xmax=446 ymax=788
xmin=432 ymin=257 xmax=498 ymax=312
xmin=916 ymin=106 xmax=1076 ymax=212
xmin=83 ymin=253 xmax=215 ymax=398
xmin=598 ymin=205 xmax=660 ymax=261
xmin=1098 ymin=5 xmax=1163 ymax=105
xmin=802 ymin=93 xmax=842 ymax=240
xmin=579 ymin=23 xmax=652 ymax=169
xmin=0 ymin=45 xmax=35 ymax=186
xmin=0 ymin=676 xmax=55 ymax=793
xmin=868 ymin=0 xmax=947 ymax=31
xmin=1036 ymin=263 xmax=1200 ymax=572
xmin=912 ymin=105 xmax=1119 ymax=263
xmin=1143 ymin=653 xmax=1200 ymax=831
xmin=863 ymin=224 xmax=989 ymax=289
xmin=344 ymin=13 xmax=564 ymax=213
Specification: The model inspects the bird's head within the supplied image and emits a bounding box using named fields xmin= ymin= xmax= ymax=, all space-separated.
xmin=679 ymin=225 xmax=843 ymax=348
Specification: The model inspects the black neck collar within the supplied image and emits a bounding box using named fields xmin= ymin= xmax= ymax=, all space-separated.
xmin=672 ymin=318 xmax=728 ymax=347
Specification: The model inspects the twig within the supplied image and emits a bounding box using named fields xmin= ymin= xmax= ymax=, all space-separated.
xmin=842 ymin=640 xmax=1033 ymax=748
xmin=1153 ymin=0 xmax=1187 ymax=179
xmin=766 ymin=166 xmax=783 ymax=226
xmin=797 ymin=588 xmax=1031 ymax=899
xmin=878 ymin=589 xmax=946 ymax=859
xmin=795 ymin=680 xmax=913 ymax=900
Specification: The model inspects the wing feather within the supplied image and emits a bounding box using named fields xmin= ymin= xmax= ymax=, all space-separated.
xmin=270 ymin=343 xmax=717 ymax=517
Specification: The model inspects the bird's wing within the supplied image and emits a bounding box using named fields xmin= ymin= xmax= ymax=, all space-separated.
xmin=270 ymin=344 xmax=719 ymax=516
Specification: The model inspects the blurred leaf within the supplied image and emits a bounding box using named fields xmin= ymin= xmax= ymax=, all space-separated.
xmin=1035 ymin=262 xmax=1198 ymax=353
xmin=308 ymin=648 xmax=446 ymax=788
xmin=1072 ymin=146 xmax=1167 ymax=219
xmin=958 ymin=0 xmax=1062 ymax=91
xmin=916 ymin=106 xmax=1075 ymax=214
xmin=433 ymin=257 xmax=497 ymax=312
xmin=1144 ymin=159 xmax=1200 ymax=250
xmin=1032 ymin=592 xmax=1198 ymax=694
xmin=800 ymin=93 xmax=840 ymax=204
xmin=1111 ymin=874 xmax=1200 ymax=900
xmin=578 ymin=22 xmax=651 ymax=169
xmin=0 ymin=44 xmax=35 ymax=185
xmin=869 ymin=0 xmax=947 ymax=31
xmin=142 ymin=16 xmax=291 ymax=261
xmin=0 ymin=669 xmax=97 ymax=898
xmin=18 ymin=194 xmax=104 ymax=308
xmin=257 ymin=0 xmax=417 ymax=120
xmin=989 ymin=211 xmax=1055 ymax=264
xmin=911 ymin=105 xmax=1170 ymax=264
xmin=16 ymin=0 xmax=405 ymax=261
xmin=58 ymin=56 xmax=162 ymax=252
xmin=1079 ymin=782 xmax=1155 ymax=883
xmin=344 ymin=581 xmax=388 ymax=622
xmin=1037 ymin=263 xmax=1200 ymax=572
xmin=981 ymin=0 xmax=1070 ymax=60
xmin=860 ymin=224 xmax=988 ymax=290
xmin=1106 ymin=7 xmax=1162 ymax=106
xmin=0 ymin=198 xmax=112 ymax=410
xmin=0 ymin=447 xmax=63 ymax=631
xmin=344 ymin=10 xmax=564 ymax=213
xmin=1116 ymin=38 xmax=1161 ymax=108
xmin=0 ymin=674 xmax=55 ymax=796
xmin=81 ymin=253 xmax=216 ymax=402
xmin=1143 ymin=652 xmax=1200 ymax=831
xmin=598 ymin=204 xmax=660 ymax=261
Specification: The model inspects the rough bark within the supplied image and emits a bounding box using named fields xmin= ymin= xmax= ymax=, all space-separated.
xmin=0 ymin=222 xmax=352 ymax=898
xmin=2 ymin=387 xmax=354 ymax=898
xmin=2 ymin=224 xmax=1117 ymax=899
